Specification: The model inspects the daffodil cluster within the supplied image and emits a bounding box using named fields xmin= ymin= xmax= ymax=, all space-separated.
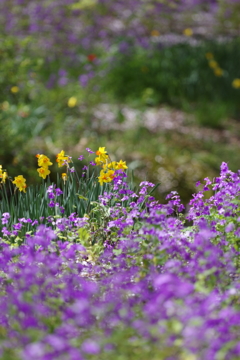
xmin=12 ymin=175 xmax=27 ymax=193
xmin=95 ymin=147 xmax=128 ymax=186
xmin=36 ymin=154 xmax=53 ymax=179
xmin=0 ymin=165 xmax=7 ymax=183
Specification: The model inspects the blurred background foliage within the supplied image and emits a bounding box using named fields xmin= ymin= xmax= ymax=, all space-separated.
xmin=1 ymin=0 xmax=240 ymax=204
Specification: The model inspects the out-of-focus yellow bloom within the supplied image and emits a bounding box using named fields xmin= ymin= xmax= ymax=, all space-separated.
xmin=232 ymin=78 xmax=240 ymax=89
xmin=107 ymin=161 xmax=117 ymax=170
xmin=68 ymin=97 xmax=77 ymax=108
xmin=0 ymin=166 xmax=7 ymax=183
xmin=12 ymin=175 xmax=27 ymax=193
xmin=0 ymin=171 xmax=8 ymax=183
xmin=98 ymin=169 xmax=115 ymax=186
xmin=62 ymin=173 xmax=68 ymax=183
xmin=209 ymin=60 xmax=218 ymax=69
xmin=183 ymin=28 xmax=193 ymax=36
xmin=151 ymin=30 xmax=160 ymax=37
xmin=11 ymin=86 xmax=19 ymax=93
xmin=205 ymin=52 xmax=214 ymax=60
xmin=37 ymin=167 xmax=50 ymax=179
xmin=1 ymin=101 xmax=9 ymax=110
xmin=95 ymin=157 xmax=104 ymax=166
xmin=36 ymin=154 xmax=53 ymax=168
xmin=56 ymin=150 xmax=70 ymax=167
xmin=214 ymin=68 xmax=223 ymax=77
xmin=95 ymin=147 xmax=109 ymax=163
xmin=116 ymin=160 xmax=128 ymax=170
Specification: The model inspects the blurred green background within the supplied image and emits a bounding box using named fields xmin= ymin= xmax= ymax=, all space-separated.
xmin=1 ymin=0 xmax=240 ymax=205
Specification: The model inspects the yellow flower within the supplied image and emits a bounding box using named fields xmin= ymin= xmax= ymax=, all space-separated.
xmin=183 ymin=28 xmax=193 ymax=37
xmin=62 ymin=173 xmax=68 ymax=183
xmin=116 ymin=160 xmax=128 ymax=170
xmin=205 ymin=52 xmax=214 ymax=60
xmin=232 ymin=78 xmax=240 ymax=89
xmin=96 ymin=147 xmax=108 ymax=161
xmin=150 ymin=30 xmax=160 ymax=37
xmin=11 ymin=86 xmax=19 ymax=93
xmin=209 ymin=60 xmax=218 ymax=69
xmin=95 ymin=157 xmax=104 ymax=166
xmin=98 ymin=169 xmax=115 ymax=186
xmin=214 ymin=67 xmax=223 ymax=77
xmin=37 ymin=154 xmax=53 ymax=168
xmin=107 ymin=161 xmax=118 ymax=170
xmin=56 ymin=150 xmax=70 ymax=167
xmin=0 ymin=166 xmax=7 ymax=183
xmin=12 ymin=175 xmax=27 ymax=192
xmin=0 ymin=172 xmax=8 ymax=183
xmin=37 ymin=167 xmax=50 ymax=179
xmin=68 ymin=97 xmax=77 ymax=108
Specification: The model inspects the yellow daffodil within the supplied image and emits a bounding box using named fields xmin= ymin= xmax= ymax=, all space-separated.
xmin=68 ymin=97 xmax=77 ymax=108
xmin=56 ymin=150 xmax=70 ymax=167
xmin=98 ymin=169 xmax=115 ymax=186
xmin=11 ymin=86 xmax=19 ymax=93
xmin=107 ymin=161 xmax=118 ymax=170
xmin=232 ymin=78 xmax=240 ymax=89
xmin=0 ymin=171 xmax=8 ymax=183
xmin=95 ymin=157 xmax=105 ymax=166
xmin=12 ymin=175 xmax=27 ymax=193
xmin=115 ymin=160 xmax=128 ymax=170
xmin=62 ymin=173 xmax=68 ymax=183
xmin=36 ymin=154 xmax=53 ymax=168
xmin=214 ymin=68 xmax=223 ymax=77
xmin=209 ymin=60 xmax=218 ymax=69
xmin=37 ymin=167 xmax=50 ymax=179
xmin=183 ymin=28 xmax=193 ymax=37
xmin=95 ymin=147 xmax=109 ymax=162
xmin=0 ymin=166 xmax=7 ymax=183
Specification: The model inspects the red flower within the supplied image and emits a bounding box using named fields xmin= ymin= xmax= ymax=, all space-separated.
xmin=87 ymin=54 xmax=97 ymax=62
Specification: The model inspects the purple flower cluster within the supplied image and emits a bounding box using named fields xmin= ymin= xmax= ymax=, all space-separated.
xmin=0 ymin=162 xmax=239 ymax=359
xmin=47 ymin=185 xmax=64 ymax=213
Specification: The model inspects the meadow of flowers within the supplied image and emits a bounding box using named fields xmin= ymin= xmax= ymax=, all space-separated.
xmin=0 ymin=147 xmax=239 ymax=360
xmin=1 ymin=0 xmax=240 ymax=205
xmin=0 ymin=2 xmax=240 ymax=358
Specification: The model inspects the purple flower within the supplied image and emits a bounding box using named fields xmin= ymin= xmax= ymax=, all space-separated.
xmin=86 ymin=147 xmax=94 ymax=154
xmin=48 ymin=200 xmax=55 ymax=208
xmin=78 ymin=155 xmax=84 ymax=160
xmin=81 ymin=339 xmax=100 ymax=355
xmin=13 ymin=223 xmax=22 ymax=230
xmin=2 ymin=227 xmax=11 ymax=236
xmin=79 ymin=74 xmax=89 ymax=87
xmin=1 ymin=212 xmax=10 ymax=225
xmin=55 ymin=188 xmax=63 ymax=196
xmin=139 ymin=181 xmax=155 ymax=187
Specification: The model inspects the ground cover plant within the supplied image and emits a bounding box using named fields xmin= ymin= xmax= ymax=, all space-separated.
xmin=0 ymin=149 xmax=239 ymax=360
